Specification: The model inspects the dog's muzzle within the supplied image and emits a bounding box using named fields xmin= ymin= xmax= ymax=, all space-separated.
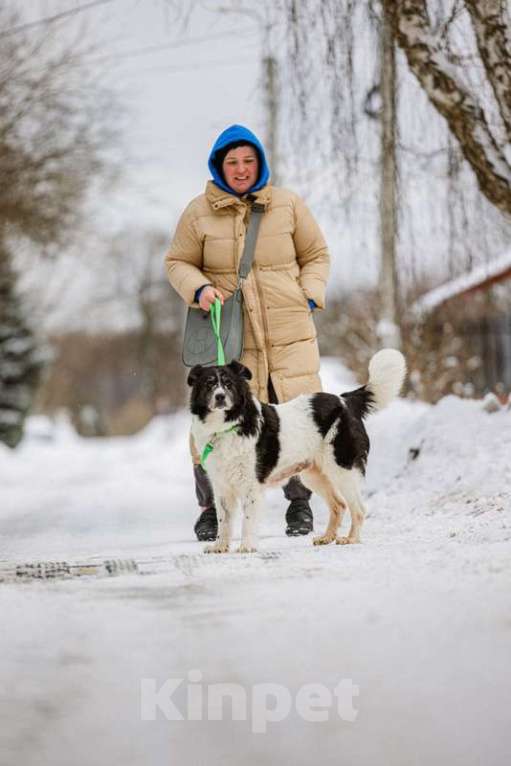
xmin=210 ymin=387 xmax=232 ymax=410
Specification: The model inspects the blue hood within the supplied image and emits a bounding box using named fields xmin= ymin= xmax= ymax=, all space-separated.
xmin=208 ymin=124 xmax=270 ymax=195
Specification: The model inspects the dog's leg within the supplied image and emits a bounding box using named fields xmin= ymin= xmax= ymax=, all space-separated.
xmin=204 ymin=494 xmax=234 ymax=554
xmin=237 ymin=488 xmax=262 ymax=554
xmin=313 ymin=492 xmax=347 ymax=546
xmin=313 ymin=485 xmax=348 ymax=546
xmin=336 ymin=475 xmax=366 ymax=545
xmin=301 ymin=468 xmax=348 ymax=546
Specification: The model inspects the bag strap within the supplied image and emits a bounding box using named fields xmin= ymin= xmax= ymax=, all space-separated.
xmin=237 ymin=202 xmax=265 ymax=283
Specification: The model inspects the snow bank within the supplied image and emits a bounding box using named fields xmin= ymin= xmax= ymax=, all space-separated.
xmin=368 ymin=394 xmax=511 ymax=501
xmin=23 ymin=413 xmax=78 ymax=444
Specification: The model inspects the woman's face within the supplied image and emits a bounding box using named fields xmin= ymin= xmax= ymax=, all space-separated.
xmin=222 ymin=146 xmax=259 ymax=195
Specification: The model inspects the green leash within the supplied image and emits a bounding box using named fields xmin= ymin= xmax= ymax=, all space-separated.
xmin=200 ymin=298 xmax=236 ymax=470
xmin=210 ymin=298 xmax=225 ymax=366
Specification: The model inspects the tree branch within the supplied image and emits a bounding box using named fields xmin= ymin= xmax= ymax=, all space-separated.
xmin=464 ymin=0 xmax=511 ymax=139
xmin=386 ymin=0 xmax=511 ymax=217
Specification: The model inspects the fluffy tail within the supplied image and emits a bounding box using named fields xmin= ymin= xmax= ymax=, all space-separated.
xmin=341 ymin=349 xmax=406 ymax=418
xmin=366 ymin=349 xmax=406 ymax=411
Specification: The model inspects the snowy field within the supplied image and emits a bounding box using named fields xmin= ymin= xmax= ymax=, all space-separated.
xmin=1 ymin=359 xmax=510 ymax=766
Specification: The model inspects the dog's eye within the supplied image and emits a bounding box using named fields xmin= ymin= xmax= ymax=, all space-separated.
xmin=223 ymin=379 xmax=232 ymax=389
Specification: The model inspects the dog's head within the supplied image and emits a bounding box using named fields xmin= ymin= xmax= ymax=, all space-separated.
xmin=187 ymin=361 xmax=253 ymax=422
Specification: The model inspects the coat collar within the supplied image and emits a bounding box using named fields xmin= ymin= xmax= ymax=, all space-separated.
xmin=205 ymin=180 xmax=272 ymax=211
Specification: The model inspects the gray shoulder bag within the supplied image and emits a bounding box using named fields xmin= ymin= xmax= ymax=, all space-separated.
xmin=182 ymin=201 xmax=265 ymax=367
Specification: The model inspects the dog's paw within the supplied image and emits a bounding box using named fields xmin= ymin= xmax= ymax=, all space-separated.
xmin=335 ymin=536 xmax=360 ymax=545
xmin=313 ymin=534 xmax=336 ymax=546
xmin=204 ymin=542 xmax=230 ymax=554
xmin=236 ymin=543 xmax=257 ymax=554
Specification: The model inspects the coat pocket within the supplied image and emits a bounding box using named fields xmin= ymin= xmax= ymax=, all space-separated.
xmin=263 ymin=269 xmax=309 ymax=311
xmin=291 ymin=275 xmax=310 ymax=310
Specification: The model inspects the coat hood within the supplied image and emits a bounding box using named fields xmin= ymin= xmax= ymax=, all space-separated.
xmin=208 ymin=124 xmax=271 ymax=195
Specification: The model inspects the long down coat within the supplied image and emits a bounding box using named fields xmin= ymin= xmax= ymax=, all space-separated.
xmin=165 ymin=180 xmax=330 ymax=404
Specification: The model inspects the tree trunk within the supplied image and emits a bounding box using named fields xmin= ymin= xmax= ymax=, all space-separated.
xmin=388 ymin=0 xmax=511 ymax=218
xmin=378 ymin=3 xmax=401 ymax=349
xmin=465 ymin=0 xmax=511 ymax=138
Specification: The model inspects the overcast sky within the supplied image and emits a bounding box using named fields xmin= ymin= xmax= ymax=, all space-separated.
xmin=19 ymin=0 xmax=381 ymax=299
xmin=28 ymin=0 xmax=266 ymax=231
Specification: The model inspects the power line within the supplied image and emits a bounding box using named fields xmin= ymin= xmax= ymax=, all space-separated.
xmin=0 ymin=0 xmax=116 ymax=39
xmin=86 ymin=26 xmax=258 ymax=65
xmin=121 ymin=57 xmax=255 ymax=80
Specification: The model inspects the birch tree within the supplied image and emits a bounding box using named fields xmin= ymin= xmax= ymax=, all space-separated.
xmin=386 ymin=0 xmax=511 ymax=217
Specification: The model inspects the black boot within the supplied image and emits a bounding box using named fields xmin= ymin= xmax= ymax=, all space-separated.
xmin=284 ymin=476 xmax=313 ymax=536
xmin=193 ymin=464 xmax=217 ymax=542
xmin=194 ymin=507 xmax=218 ymax=542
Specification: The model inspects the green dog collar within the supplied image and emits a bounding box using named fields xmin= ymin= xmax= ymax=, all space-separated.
xmin=200 ymin=424 xmax=239 ymax=470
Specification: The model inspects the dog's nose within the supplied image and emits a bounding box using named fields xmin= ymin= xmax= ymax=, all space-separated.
xmin=215 ymin=392 xmax=226 ymax=404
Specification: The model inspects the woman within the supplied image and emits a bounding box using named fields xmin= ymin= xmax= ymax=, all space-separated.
xmin=165 ymin=124 xmax=330 ymax=541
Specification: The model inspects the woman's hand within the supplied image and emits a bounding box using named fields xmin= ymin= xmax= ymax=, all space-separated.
xmin=199 ymin=285 xmax=224 ymax=312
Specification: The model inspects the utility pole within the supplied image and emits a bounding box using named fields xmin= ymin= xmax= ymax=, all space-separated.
xmin=216 ymin=3 xmax=279 ymax=182
xmin=263 ymin=53 xmax=280 ymax=184
xmin=377 ymin=2 xmax=401 ymax=349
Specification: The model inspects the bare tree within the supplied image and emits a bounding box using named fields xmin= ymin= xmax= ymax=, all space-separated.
xmin=386 ymin=0 xmax=511 ymax=217
xmin=273 ymin=2 xmax=511 ymax=310
xmin=0 ymin=5 xmax=118 ymax=446
xmin=95 ymin=227 xmax=184 ymax=410
xmin=34 ymin=226 xmax=186 ymax=435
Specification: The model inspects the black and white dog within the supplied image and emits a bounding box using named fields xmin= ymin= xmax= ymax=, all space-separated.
xmin=188 ymin=349 xmax=406 ymax=553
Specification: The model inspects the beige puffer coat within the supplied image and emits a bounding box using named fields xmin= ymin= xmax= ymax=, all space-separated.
xmin=165 ymin=180 xmax=330 ymax=403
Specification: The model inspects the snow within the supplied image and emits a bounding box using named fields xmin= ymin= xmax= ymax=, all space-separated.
xmin=0 ymin=359 xmax=510 ymax=765
xmin=411 ymin=247 xmax=511 ymax=317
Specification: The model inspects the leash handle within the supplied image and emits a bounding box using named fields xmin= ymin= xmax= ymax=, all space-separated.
xmin=210 ymin=298 xmax=226 ymax=366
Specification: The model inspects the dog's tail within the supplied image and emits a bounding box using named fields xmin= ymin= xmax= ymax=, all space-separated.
xmin=367 ymin=349 xmax=406 ymax=411
xmin=342 ymin=349 xmax=406 ymax=418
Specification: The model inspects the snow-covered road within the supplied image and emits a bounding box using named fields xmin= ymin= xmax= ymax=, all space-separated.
xmin=1 ymin=361 xmax=510 ymax=766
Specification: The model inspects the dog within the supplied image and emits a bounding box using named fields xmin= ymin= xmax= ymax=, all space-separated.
xmin=188 ymin=349 xmax=406 ymax=553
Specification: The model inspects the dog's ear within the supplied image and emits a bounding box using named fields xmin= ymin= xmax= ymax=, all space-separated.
xmin=187 ymin=365 xmax=203 ymax=387
xmin=228 ymin=360 xmax=252 ymax=380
